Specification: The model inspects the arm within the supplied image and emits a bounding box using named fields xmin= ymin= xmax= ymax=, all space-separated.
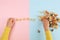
xmin=1 ymin=18 xmax=15 ymax=40
xmin=42 ymin=17 xmax=53 ymax=40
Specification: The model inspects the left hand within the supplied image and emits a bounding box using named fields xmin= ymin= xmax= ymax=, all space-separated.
xmin=6 ymin=18 xmax=15 ymax=28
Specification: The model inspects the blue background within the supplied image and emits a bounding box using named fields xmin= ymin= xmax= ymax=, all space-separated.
xmin=30 ymin=0 xmax=60 ymax=40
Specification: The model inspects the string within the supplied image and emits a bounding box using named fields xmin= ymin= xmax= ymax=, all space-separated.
xmin=15 ymin=18 xmax=36 ymax=21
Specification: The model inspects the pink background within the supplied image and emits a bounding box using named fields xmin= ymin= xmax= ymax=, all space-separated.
xmin=0 ymin=0 xmax=29 ymax=40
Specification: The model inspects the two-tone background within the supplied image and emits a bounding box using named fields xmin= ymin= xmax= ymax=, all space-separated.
xmin=0 ymin=0 xmax=60 ymax=40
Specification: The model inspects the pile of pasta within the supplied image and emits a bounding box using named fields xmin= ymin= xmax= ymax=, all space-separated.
xmin=39 ymin=10 xmax=60 ymax=31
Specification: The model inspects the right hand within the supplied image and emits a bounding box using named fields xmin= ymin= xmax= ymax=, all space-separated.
xmin=42 ymin=17 xmax=49 ymax=31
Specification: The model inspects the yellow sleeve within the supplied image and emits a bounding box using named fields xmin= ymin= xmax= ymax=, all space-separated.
xmin=45 ymin=30 xmax=53 ymax=40
xmin=1 ymin=26 xmax=11 ymax=40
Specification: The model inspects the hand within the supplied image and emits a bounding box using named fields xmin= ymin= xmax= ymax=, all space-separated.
xmin=42 ymin=17 xmax=49 ymax=31
xmin=6 ymin=18 xmax=15 ymax=28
